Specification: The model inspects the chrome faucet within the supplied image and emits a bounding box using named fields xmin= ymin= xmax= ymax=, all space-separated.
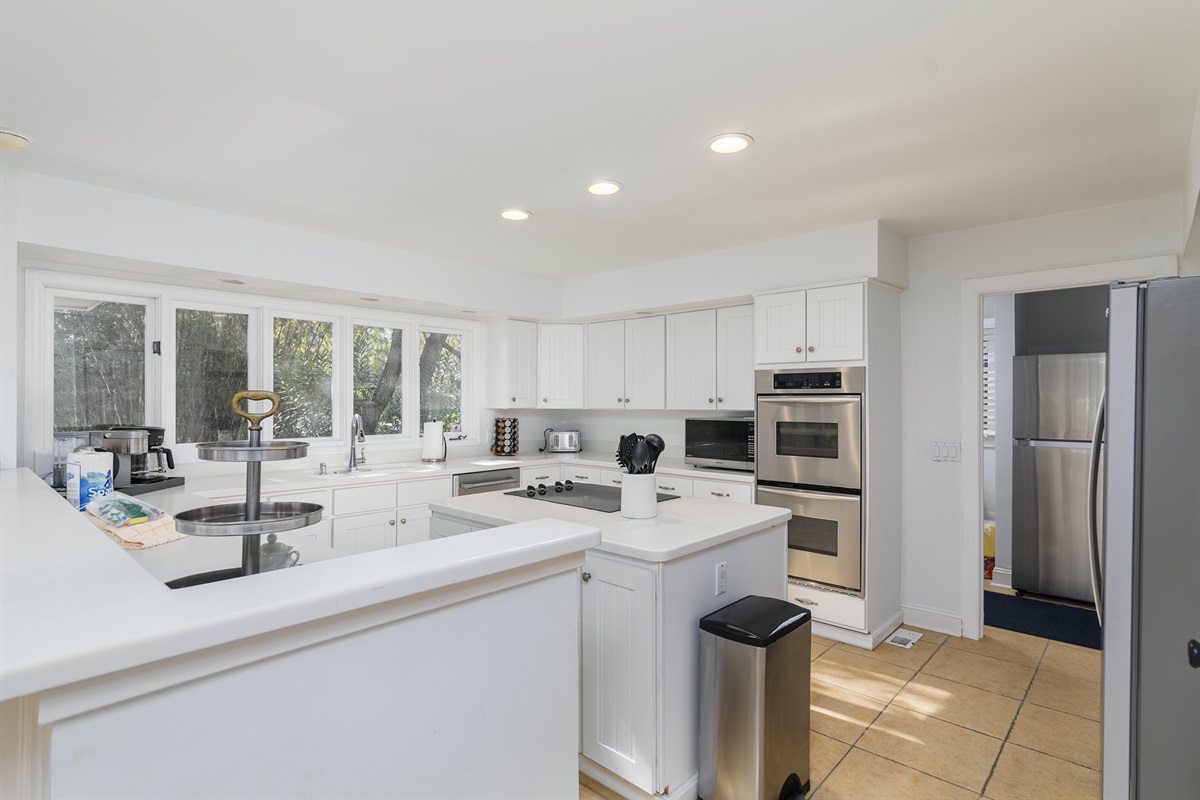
xmin=348 ymin=414 xmax=365 ymax=471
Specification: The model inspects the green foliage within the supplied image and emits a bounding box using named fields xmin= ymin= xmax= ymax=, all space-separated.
xmin=54 ymin=301 xmax=145 ymax=430
xmin=419 ymin=331 xmax=462 ymax=429
xmin=175 ymin=309 xmax=249 ymax=442
xmin=273 ymin=317 xmax=334 ymax=438
xmin=353 ymin=325 xmax=404 ymax=435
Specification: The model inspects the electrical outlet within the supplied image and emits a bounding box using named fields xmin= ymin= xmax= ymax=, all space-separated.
xmin=716 ymin=561 xmax=727 ymax=596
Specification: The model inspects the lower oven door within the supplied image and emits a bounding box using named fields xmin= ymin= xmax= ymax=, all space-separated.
xmin=756 ymin=485 xmax=862 ymax=596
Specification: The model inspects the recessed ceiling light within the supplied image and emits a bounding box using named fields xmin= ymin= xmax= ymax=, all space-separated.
xmin=218 ymin=278 xmax=245 ymax=285
xmin=360 ymin=297 xmax=379 ymax=302
xmin=0 ymin=129 xmax=30 ymax=151
xmin=587 ymin=180 xmax=623 ymax=196
xmin=500 ymin=209 xmax=532 ymax=221
xmin=707 ymin=133 xmax=753 ymax=154
xmin=460 ymin=310 xmax=477 ymax=314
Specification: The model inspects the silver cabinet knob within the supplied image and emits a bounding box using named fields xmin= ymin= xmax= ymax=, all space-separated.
xmin=624 ymin=397 xmax=630 ymax=403
xmin=617 ymin=398 xmax=623 ymax=404
xmin=542 ymin=397 xmax=548 ymax=403
xmin=511 ymin=396 xmax=516 ymax=402
xmin=400 ymin=518 xmax=407 ymax=524
xmin=717 ymin=397 xmax=724 ymax=403
xmin=795 ymin=346 xmax=802 ymax=353
xmin=582 ymin=572 xmax=591 ymax=583
xmin=708 ymin=398 xmax=714 ymax=403
xmin=389 ymin=519 xmax=396 ymax=526
xmin=808 ymin=345 xmax=815 ymax=352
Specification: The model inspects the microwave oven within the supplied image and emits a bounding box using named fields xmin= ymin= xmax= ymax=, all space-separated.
xmin=684 ymin=417 xmax=755 ymax=472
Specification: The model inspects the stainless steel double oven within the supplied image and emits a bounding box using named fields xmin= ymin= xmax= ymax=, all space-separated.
xmin=755 ymin=367 xmax=865 ymax=596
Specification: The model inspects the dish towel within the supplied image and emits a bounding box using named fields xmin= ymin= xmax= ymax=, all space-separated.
xmin=86 ymin=512 xmax=186 ymax=549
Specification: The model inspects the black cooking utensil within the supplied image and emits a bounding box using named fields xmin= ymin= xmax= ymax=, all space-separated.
xmin=644 ymin=434 xmax=664 ymax=473
xmin=631 ymin=438 xmax=650 ymax=474
xmin=616 ymin=433 xmax=639 ymax=472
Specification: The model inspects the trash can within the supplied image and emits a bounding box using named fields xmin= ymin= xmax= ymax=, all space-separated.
xmin=698 ymin=595 xmax=811 ymax=800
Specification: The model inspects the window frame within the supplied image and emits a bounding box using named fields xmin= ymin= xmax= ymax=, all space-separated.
xmin=24 ymin=269 xmax=481 ymax=465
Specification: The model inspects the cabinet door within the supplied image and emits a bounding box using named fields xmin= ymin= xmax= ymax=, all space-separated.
xmin=665 ymin=310 xmax=716 ymax=411
xmin=485 ymin=319 xmax=538 ymax=408
xmin=521 ymin=465 xmax=563 ymax=487
xmin=277 ymin=519 xmax=332 ymax=552
xmin=600 ymin=468 xmax=626 ymax=488
xmin=806 ymin=283 xmax=864 ymax=361
xmin=587 ymin=320 xmax=626 ymax=409
xmin=580 ymin=554 xmax=658 ymax=792
xmin=715 ymin=305 xmax=755 ymax=410
xmin=538 ymin=323 xmax=586 ymax=408
xmin=564 ymin=464 xmax=601 ymax=484
xmin=652 ymin=475 xmax=692 ymax=496
xmin=623 ymin=316 xmax=665 ymax=410
xmin=394 ymin=505 xmax=432 ymax=546
xmin=755 ymin=290 xmax=808 ymax=364
xmin=332 ymin=509 xmax=398 ymax=555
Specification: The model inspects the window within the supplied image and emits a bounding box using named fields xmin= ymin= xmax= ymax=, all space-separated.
xmin=175 ymin=308 xmax=249 ymax=443
xmin=53 ymin=296 xmax=149 ymax=431
xmin=272 ymin=316 xmax=335 ymax=439
xmin=982 ymin=319 xmax=997 ymax=438
xmin=353 ymin=324 xmax=404 ymax=435
xmin=419 ymin=330 xmax=462 ymax=430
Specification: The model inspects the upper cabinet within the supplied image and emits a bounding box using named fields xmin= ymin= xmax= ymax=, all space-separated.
xmin=538 ymin=323 xmax=586 ymax=409
xmin=484 ymin=319 xmax=538 ymax=408
xmin=755 ymin=283 xmax=864 ymax=364
xmin=586 ymin=317 xmax=665 ymax=410
xmin=664 ymin=305 xmax=754 ymax=411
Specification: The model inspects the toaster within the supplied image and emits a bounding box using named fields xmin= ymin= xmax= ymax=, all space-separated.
xmin=543 ymin=429 xmax=581 ymax=453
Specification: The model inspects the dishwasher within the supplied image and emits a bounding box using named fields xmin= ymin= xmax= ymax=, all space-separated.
xmin=452 ymin=467 xmax=521 ymax=496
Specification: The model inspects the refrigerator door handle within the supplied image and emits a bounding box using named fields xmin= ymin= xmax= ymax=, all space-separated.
xmin=1087 ymin=389 xmax=1105 ymax=627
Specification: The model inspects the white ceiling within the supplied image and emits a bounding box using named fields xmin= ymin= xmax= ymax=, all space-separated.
xmin=1 ymin=1 xmax=1197 ymax=279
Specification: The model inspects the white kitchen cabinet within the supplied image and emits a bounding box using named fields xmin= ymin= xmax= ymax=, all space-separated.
xmin=691 ymin=478 xmax=754 ymax=504
xmin=484 ymin=318 xmax=538 ymax=409
xmin=586 ymin=317 xmax=665 ymax=410
xmin=664 ymin=305 xmax=754 ymax=411
xmin=580 ymin=552 xmax=657 ymax=791
xmin=265 ymin=488 xmax=333 ymax=550
xmin=563 ymin=464 xmax=601 ymax=484
xmin=332 ymin=509 xmax=399 ymax=555
xmin=652 ymin=475 xmax=692 ymax=496
xmin=755 ymin=284 xmax=864 ymax=364
xmin=538 ymin=323 xmax=586 ymax=409
xmin=521 ymin=465 xmax=563 ymax=487
xmin=394 ymin=505 xmax=432 ymax=546
xmin=600 ymin=468 xmax=626 ymax=487
xmin=333 ymin=483 xmax=397 ymax=516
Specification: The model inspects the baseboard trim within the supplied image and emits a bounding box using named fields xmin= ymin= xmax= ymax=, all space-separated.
xmin=990 ymin=567 xmax=1013 ymax=590
xmin=579 ymin=755 xmax=698 ymax=800
xmin=812 ymin=611 xmax=903 ymax=650
xmin=901 ymin=603 xmax=963 ymax=637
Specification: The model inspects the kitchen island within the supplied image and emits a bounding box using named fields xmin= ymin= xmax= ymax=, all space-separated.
xmin=430 ymin=490 xmax=790 ymax=800
xmin=0 ymin=468 xmax=601 ymax=800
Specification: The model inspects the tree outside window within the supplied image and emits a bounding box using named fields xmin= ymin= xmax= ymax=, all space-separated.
xmin=419 ymin=331 xmax=462 ymax=430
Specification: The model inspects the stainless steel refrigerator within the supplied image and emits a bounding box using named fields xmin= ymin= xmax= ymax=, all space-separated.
xmin=1101 ymin=276 xmax=1199 ymax=798
xmin=1011 ymin=351 xmax=1106 ymax=602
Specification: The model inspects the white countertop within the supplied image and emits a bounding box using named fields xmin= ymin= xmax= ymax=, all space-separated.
xmin=0 ymin=468 xmax=601 ymax=701
xmin=430 ymin=492 xmax=789 ymax=562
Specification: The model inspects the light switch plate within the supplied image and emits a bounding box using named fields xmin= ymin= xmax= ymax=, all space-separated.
xmin=715 ymin=561 xmax=727 ymax=596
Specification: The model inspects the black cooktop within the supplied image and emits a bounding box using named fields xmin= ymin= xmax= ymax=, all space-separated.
xmin=505 ymin=481 xmax=679 ymax=513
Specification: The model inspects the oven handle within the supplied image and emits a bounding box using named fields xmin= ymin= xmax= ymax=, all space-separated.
xmin=756 ymin=485 xmax=861 ymax=505
xmin=756 ymin=395 xmax=861 ymax=405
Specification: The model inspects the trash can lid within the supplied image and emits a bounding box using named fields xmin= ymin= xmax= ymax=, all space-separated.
xmin=699 ymin=595 xmax=811 ymax=648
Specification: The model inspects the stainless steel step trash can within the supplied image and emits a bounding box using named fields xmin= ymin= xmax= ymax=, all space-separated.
xmin=698 ymin=595 xmax=812 ymax=800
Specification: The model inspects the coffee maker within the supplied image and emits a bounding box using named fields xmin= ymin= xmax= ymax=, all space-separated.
xmin=107 ymin=425 xmax=175 ymax=483
xmin=90 ymin=428 xmax=149 ymax=489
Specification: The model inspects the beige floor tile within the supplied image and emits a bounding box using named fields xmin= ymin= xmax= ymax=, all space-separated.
xmin=857 ymin=705 xmax=1002 ymax=793
xmin=578 ymin=786 xmax=605 ymax=800
xmin=921 ymin=647 xmax=1035 ymax=699
xmin=813 ymin=634 xmax=839 ymax=650
xmin=836 ymin=635 xmax=939 ymax=671
xmin=943 ymin=626 xmax=1048 ymax=667
xmin=984 ymin=743 xmax=1101 ymax=800
xmin=1008 ymin=702 xmax=1101 ymax=769
xmin=1040 ymin=640 xmax=1101 ymax=683
xmin=1026 ymin=669 xmax=1101 ymax=721
xmin=811 ymin=647 xmax=916 ymax=703
xmin=892 ymin=672 xmax=1021 ymax=739
xmin=812 ymin=638 xmax=835 ymax=661
xmin=812 ymin=747 xmax=976 ymax=800
xmin=899 ymin=626 xmax=950 ymax=646
xmin=578 ymin=773 xmax=623 ymax=800
xmin=810 ymin=731 xmax=852 ymax=789
xmin=810 ymin=678 xmax=888 ymax=744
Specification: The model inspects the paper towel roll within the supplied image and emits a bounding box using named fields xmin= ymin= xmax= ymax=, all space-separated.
xmin=422 ymin=421 xmax=446 ymax=461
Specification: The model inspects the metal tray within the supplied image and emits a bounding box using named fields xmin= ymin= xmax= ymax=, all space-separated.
xmin=195 ymin=440 xmax=310 ymax=462
xmin=174 ymin=501 xmax=323 ymax=536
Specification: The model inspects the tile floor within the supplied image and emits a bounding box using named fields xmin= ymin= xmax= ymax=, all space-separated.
xmin=578 ymin=625 xmax=1102 ymax=800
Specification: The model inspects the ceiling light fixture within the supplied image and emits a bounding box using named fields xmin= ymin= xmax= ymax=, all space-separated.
xmin=0 ymin=129 xmax=30 ymax=150
xmin=360 ymin=297 xmax=379 ymax=302
xmin=218 ymin=278 xmax=245 ymax=285
xmin=587 ymin=180 xmax=623 ymax=196
xmin=500 ymin=209 xmax=532 ymax=221
xmin=707 ymin=133 xmax=753 ymax=154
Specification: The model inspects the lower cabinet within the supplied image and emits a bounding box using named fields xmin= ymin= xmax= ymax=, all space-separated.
xmin=692 ymin=478 xmax=753 ymax=503
xmin=332 ymin=509 xmax=399 ymax=555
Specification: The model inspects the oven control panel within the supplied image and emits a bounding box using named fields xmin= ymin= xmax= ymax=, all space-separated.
xmin=773 ymin=372 xmax=842 ymax=390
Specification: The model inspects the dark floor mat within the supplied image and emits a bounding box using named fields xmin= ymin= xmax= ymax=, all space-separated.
xmin=984 ymin=591 xmax=1101 ymax=650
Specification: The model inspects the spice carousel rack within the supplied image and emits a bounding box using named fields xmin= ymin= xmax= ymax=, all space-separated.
xmin=170 ymin=391 xmax=323 ymax=587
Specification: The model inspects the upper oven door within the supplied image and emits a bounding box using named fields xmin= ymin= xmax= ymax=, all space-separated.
xmin=756 ymin=395 xmax=862 ymax=490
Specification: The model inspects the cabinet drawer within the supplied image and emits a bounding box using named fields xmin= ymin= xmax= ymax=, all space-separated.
xmin=265 ymin=488 xmax=331 ymax=508
xmin=521 ymin=465 xmax=563 ymax=486
xmin=395 ymin=477 xmax=452 ymax=507
xmin=600 ymin=468 xmax=626 ymax=487
xmin=691 ymin=479 xmax=753 ymax=503
xmin=563 ymin=465 xmax=601 ymax=484
xmin=333 ymin=483 xmax=397 ymax=516
xmin=651 ymin=475 xmax=692 ymax=496
xmin=787 ymin=581 xmax=866 ymax=631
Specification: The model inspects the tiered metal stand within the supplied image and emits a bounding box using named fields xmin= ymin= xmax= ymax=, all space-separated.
xmin=170 ymin=391 xmax=323 ymax=587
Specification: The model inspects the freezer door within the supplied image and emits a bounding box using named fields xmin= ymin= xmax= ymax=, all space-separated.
xmin=1012 ymin=353 xmax=1106 ymax=441
xmin=1012 ymin=441 xmax=1101 ymax=602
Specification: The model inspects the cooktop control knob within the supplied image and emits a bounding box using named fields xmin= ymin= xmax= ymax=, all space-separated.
xmin=537 ymin=483 xmax=548 ymax=495
xmin=563 ymin=480 xmax=574 ymax=491
xmin=525 ymin=485 xmax=537 ymax=497
xmin=554 ymin=481 xmax=564 ymax=492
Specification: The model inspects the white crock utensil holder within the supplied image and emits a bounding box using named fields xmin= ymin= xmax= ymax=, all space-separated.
xmin=173 ymin=391 xmax=323 ymax=578
xmin=621 ymin=473 xmax=657 ymax=519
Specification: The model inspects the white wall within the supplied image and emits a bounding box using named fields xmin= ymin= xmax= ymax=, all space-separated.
xmin=900 ymin=194 xmax=1182 ymax=630
xmin=0 ymin=167 xmax=19 ymax=469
